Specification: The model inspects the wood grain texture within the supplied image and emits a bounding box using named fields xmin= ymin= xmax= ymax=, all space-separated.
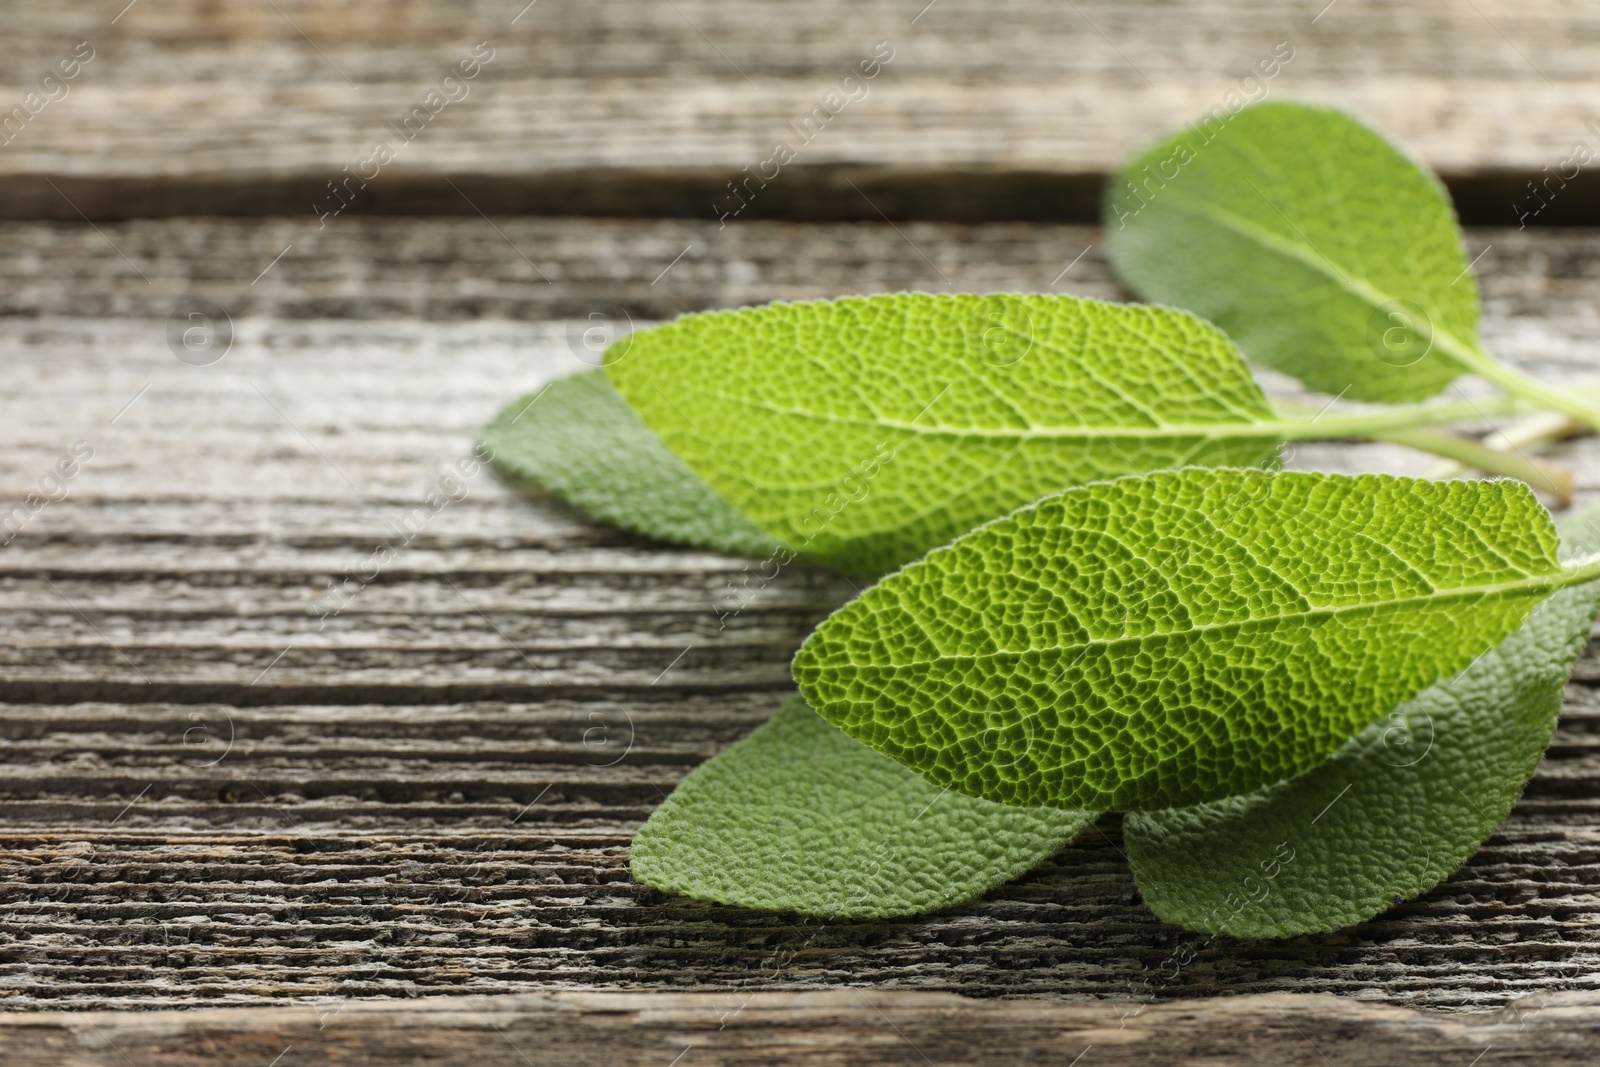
xmin=2 ymin=217 xmax=1599 ymax=1019
xmin=4 ymin=1 xmax=1600 ymax=220
xmin=6 ymin=990 xmax=1600 ymax=1066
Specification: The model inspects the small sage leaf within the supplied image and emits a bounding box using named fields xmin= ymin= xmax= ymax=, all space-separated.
xmin=630 ymin=696 xmax=1091 ymax=918
xmin=482 ymin=370 xmax=779 ymax=558
xmin=1105 ymin=102 xmax=1480 ymax=404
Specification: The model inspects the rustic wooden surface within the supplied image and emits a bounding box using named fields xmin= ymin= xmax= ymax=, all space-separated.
xmin=2 ymin=219 xmax=1599 ymax=1030
xmin=6 ymin=0 xmax=1600 ymax=1057
xmin=5 ymin=0 xmax=1600 ymax=221
xmin=8 ymin=990 xmax=1600 ymax=1066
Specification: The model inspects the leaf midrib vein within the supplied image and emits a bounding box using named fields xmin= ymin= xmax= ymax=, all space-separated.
xmin=1157 ymin=185 xmax=1486 ymax=370
xmin=829 ymin=570 xmax=1558 ymax=670
xmin=691 ymin=389 xmax=1289 ymax=442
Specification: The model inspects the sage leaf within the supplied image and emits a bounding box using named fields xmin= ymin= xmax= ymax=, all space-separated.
xmin=1123 ymin=503 xmax=1600 ymax=937
xmin=630 ymin=696 xmax=1091 ymax=918
xmin=605 ymin=293 xmax=1286 ymax=577
xmin=794 ymin=469 xmax=1572 ymax=811
xmin=482 ymin=371 xmax=780 ymax=558
xmin=484 ymin=299 xmax=1570 ymax=579
xmin=1106 ymin=102 xmax=1484 ymax=404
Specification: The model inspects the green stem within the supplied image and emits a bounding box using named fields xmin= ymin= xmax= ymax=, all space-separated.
xmin=1276 ymin=395 xmax=1536 ymax=441
xmin=1157 ymin=187 xmax=1600 ymax=429
xmin=1440 ymin=338 xmax=1600 ymax=432
xmin=1559 ymin=554 xmax=1600 ymax=590
xmin=1373 ymin=428 xmax=1572 ymax=502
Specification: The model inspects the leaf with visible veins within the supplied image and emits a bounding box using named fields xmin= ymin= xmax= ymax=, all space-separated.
xmin=1123 ymin=502 xmax=1600 ymax=936
xmin=606 ymin=293 xmax=1286 ymax=577
xmin=1105 ymin=101 xmax=1481 ymax=403
xmin=795 ymin=469 xmax=1571 ymax=811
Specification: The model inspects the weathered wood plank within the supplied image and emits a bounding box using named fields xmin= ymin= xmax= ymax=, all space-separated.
xmin=4 ymin=990 xmax=1600 ymax=1066
xmin=1 ymin=216 xmax=1599 ymax=333
xmin=2 ymin=217 xmax=1599 ymax=1013
xmin=4 ymin=1 xmax=1600 ymax=220
xmin=1 ymin=221 xmax=1595 ymax=510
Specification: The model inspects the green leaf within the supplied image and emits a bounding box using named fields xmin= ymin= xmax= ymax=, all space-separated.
xmin=481 ymin=371 xmax=780 ymax=558
xmin=794 ymin=469 xmax=1570 ymax=811
xmin=629 ymin=695 xmax=1092 ymax=918
xmin=1123 ymin=504 xmax=1600 ymax=937
xmin=605 ymin=293 xmax=1286 ymax=577
xmin=1104 ymin=102 xmax=1481 ymax=404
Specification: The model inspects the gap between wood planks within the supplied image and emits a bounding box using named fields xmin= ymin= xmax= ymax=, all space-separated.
xmin=4 ymin=167 xmax=1598 ymax=225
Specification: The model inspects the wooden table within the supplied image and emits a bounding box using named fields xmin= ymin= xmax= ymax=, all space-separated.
xmin=4 ymin=2 xmax=1600 ymax=1062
